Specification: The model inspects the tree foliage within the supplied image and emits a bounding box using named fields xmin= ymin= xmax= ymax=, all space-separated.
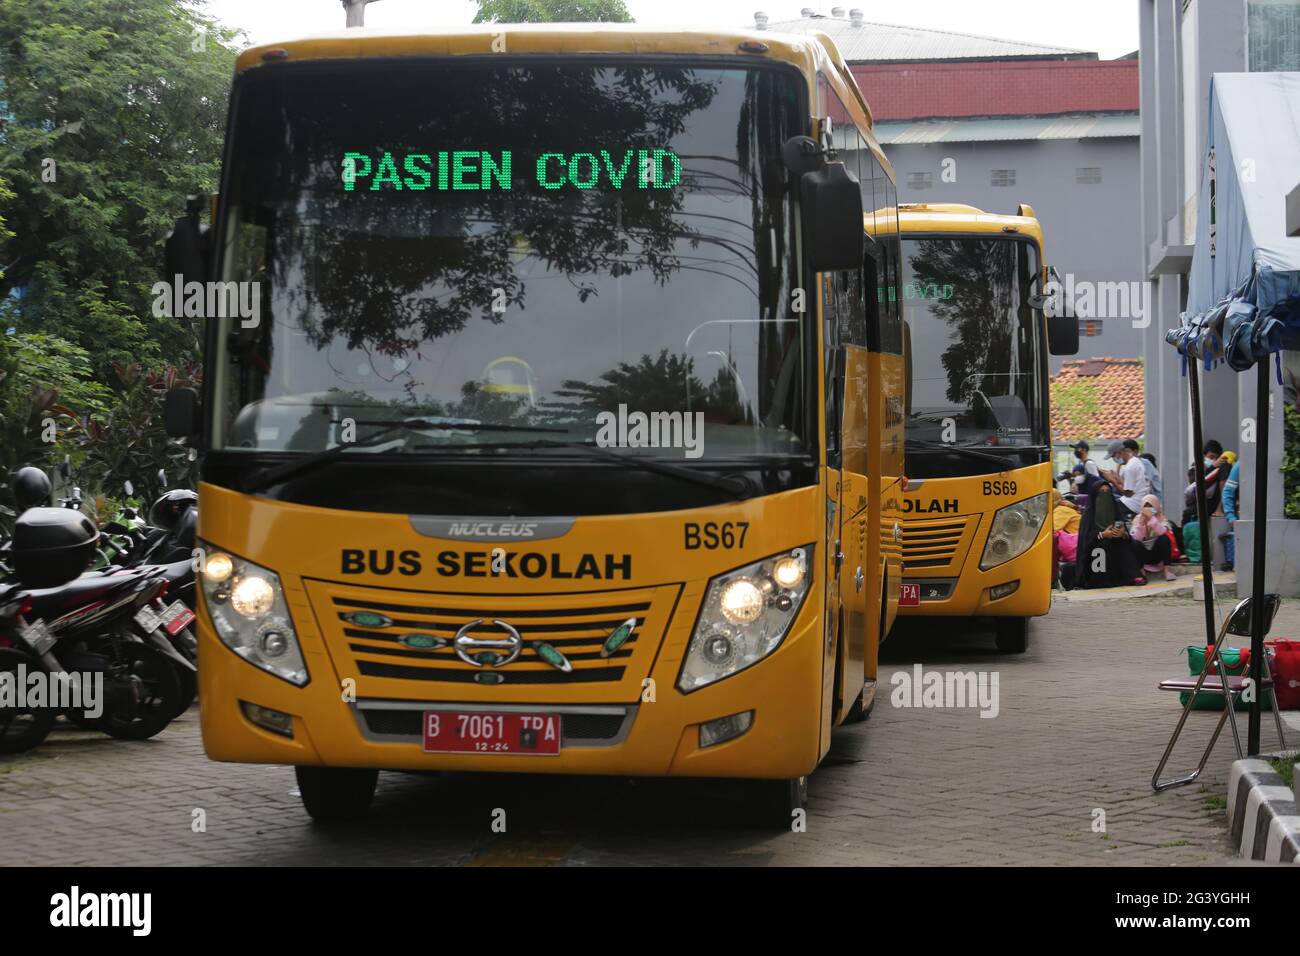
xmin=0 ymin=0 xmax=240 ymax=376
xmin=1050 ymin=379 xmax=1102 ymax=443
xmin=474 ymin=0 xmax=633 ymax=23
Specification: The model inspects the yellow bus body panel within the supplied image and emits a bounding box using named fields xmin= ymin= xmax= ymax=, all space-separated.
xmin=881 ymin=204 xmax=1052 ymax=619
xmin=200 ymin=24 xmax=898 ymax=779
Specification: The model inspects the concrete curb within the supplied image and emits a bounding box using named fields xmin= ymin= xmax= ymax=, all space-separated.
xmin=1054 ymin=576 xmax=1236 ymax=603
xmin=1226 ymin=757 xmax=1300 ymax=862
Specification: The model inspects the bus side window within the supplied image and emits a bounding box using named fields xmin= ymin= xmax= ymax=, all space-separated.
xmin=864 ymin=152 xmax=904 ymax=355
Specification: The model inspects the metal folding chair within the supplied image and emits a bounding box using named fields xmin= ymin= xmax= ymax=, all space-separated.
xmin=1151 ymin=594 xmax=1289 ymax=792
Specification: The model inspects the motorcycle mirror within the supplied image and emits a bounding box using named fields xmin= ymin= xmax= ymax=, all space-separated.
xmin=124 ymin=480 xmax=134 ymax=497
xmin=59 ymin=456 xmax=70 ymax=480
xmin=158 ymin=468 xmax=167 ymax=486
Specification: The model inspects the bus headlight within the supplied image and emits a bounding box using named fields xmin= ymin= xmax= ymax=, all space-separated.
xmin=979 ymin=494 xmax=1049 ymax=571
xmin=200 ymin=542 xmax=309 ymax=686
xmin=678 ymin=547 xmax=813 ymax=693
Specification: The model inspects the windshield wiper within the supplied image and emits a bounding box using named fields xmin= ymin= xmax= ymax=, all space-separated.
xmin=345 ymin=417 xmax=567 ymax=434
xmin=904 ymin=439 xmax=1018 ymax=470
xmin=241 ymin=418 xmax=565 ymax=493
xmin=412 ymin=438 xmax=753 ymax=497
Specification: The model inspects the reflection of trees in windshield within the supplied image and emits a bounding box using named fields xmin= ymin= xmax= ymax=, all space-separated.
xmin=283 ymin=350 xmax=749 ymax=434
xmin=245 ymin=66 xmax=725 ymax=358
xmin=906 ymin=238 xmax=1017 ymax=406
xmin=552 ymin=350 xmax=747 ymax=425
xmin=221 ymin=64 xmax=807 ymax=454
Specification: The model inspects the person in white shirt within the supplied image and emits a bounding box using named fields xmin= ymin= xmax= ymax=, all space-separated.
xmin=1101 ymin=439 xmax=1151 ymax=517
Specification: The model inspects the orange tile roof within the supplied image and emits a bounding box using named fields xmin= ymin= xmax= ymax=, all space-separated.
xmin=1049 ymin=357 xmax=1144 ymax=444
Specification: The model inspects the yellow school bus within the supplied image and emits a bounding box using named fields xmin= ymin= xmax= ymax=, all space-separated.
xmin=871 ymin=203 xmax=1076 ymax=652
xmin=164 ymin=24 xmax=903 ymax=825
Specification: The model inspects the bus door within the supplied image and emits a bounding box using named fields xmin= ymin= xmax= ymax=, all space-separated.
xmin=820 ymin=273 xmax=845 ymax=738
xmin=825 ymin=264 xmax=870 ymax=722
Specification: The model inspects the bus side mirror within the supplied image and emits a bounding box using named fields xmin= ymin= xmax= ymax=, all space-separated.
xmin=800 ymin=161 xmax=864 ymax=273
xmin=164 ymin=195 xmax=211 ymax=288
xmin=1047 ymin=313 xmax=1079 ymax=355
xmin=164 ymin=387 xmax=201 ymax=440
xmin=1035 ymin=267 xmax=1079 ymax=355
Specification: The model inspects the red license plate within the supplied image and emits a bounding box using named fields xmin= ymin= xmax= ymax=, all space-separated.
xmin=899 ymin=583 xmax=921 ymax=607
xmin=160 ymin=601 xmax=196 ymax=635
xmin=422 ymin=711 xmax=562 ymax=756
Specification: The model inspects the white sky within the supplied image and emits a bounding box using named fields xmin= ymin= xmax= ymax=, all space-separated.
xmin=201 ymin=0 xmax=1140 ymax=60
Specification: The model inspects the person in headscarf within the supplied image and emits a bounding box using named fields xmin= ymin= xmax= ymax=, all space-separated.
xmin=1130 ymin=493 xmax=1177 ymax=581
xmin=1051 ymin=488 xmax=1081 ymax=577
xmin=1051 ymin=488 xmax=1081 ymax=534
xmin=1076 ymin=480 xmax=1145 ymax=588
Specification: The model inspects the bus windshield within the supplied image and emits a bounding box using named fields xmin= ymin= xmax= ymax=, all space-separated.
xmin=213 ymin=63 xmax=810 ymax=462
xmin=900 ymin=234 xmax=1046 ymax=472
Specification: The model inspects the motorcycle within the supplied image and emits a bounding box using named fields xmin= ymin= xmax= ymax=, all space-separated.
xmin=2 ymin=467 xmax=192 ymax=737
xmin=0 ymin=584 xmax=56 ymax=753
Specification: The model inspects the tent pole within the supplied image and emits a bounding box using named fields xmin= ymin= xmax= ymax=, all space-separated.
xmin=1248 ymin=360 xmax=1269 ymax=755
xmin=1187 ymin=360 xmax=1217 ymax=647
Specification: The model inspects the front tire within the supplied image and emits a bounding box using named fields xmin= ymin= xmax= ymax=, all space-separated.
xmin=844 ymin=682 xmax=874 ymax=723
xmin=747 ymin=775 xmax=808 ymax=830
xmin=295 ymin=766 xmax=379 ymax=822
xmin=994 ymin=617 xmax=1031 ymax=654
xmin=99 ymin=642 xmax=182 ymax=740
xmin=0 ymin=648 xmax=56 ymax=753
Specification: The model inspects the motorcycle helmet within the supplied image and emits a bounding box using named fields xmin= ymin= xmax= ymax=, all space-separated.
xmin=149 ymin=488 xmax=198 ymax=532
xmin=11 ymin=466 xmax=52 ymax=510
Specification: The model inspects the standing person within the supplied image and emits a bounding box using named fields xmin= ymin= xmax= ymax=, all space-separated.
xmin=1100 ymin=439 xmax=1151 ymax=518
xmin=1130 ymin=494 xmax=1177 ymax=581
xmin=1135 ymin=446 xmax=1163 ymax=503
xmin=1220 ymin=454 xmax=1241 ymax=571
xmin=1066 ymin=439 xmax=1104 ymax=500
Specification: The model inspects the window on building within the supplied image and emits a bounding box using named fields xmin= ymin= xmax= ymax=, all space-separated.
xmin=907 ymin=171 xmax=933 ymax=190
xmin=1076 ymin=167 xmax=1103 ymax=184
xmin=1079 ymin=319 xmax=1105 ymax=337
xmin=991 ymin=168 xmax=1016 ymax=187
xmin=1249 ymin=1 xmax=1300 ymax=72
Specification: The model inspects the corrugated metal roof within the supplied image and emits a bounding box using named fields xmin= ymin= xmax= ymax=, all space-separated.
xmin=761 ymin=15 xmax=1091 ymax=62
xmin=873 ymin=114 xmax=1140 ymax=144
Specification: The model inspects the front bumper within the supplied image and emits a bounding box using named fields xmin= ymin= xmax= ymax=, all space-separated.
xmin=899 ymin=526 xmax=1052 ymax=618
xmin=197 ymin=588 xmax=825 ymax=780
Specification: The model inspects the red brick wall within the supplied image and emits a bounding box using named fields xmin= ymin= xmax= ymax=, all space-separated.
xmin=851 ymin=59 xmax=1140 ymax=122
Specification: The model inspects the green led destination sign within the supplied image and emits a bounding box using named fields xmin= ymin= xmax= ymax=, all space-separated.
xmin=341 ymin=149 xmax=682 ymax=192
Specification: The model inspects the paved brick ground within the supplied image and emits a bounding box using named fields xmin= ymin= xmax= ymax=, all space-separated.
xmin=0 ymin=594 xmax=1292 ymax=866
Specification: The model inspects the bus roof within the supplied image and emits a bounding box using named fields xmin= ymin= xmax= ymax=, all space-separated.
xmin=887 ymin=202 xmax=1044 ymax=245
xmin=234 ymin=23 xmax=892 ymax=182
xmin=236 ymin=24 xmax=862 ymax=113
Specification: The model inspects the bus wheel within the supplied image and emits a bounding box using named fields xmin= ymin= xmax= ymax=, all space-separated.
xmin=295 ymin=766 xmax=379 ymax=821
xmin=845 ymin=683 xmax=873 ymax=723
xmin=747 ymin=775 xmax=808 ymax=830
xmin=994 ymin=617 xmax=1031 ymax=654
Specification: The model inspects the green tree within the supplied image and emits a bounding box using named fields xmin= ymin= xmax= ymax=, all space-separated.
xmin=1050 ymin=379 xmax=1102 ymax=442
xmin=1284 ymin=403 xmax=1300 ymax=520
xmin=474 ymin=0 xmax=633 ymax=23
xmin=0 ymin=0 xmax=240 ymax=376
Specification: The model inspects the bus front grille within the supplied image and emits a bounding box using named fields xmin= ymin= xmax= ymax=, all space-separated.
xmin=899 ymin=515 xmax=979 ymax=572
xmin=303 ymin=579 xmax=682 ymax=697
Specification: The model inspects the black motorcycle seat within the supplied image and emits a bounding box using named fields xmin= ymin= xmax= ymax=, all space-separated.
xmin=22 ymin=568 xmax=152 ymax=619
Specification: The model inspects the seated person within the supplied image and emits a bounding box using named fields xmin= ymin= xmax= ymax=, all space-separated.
xmin=1130 ymin=494 xmax=1177 ymax=582
xmin=1075 ymin=481 xmax=1145 ymax=588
